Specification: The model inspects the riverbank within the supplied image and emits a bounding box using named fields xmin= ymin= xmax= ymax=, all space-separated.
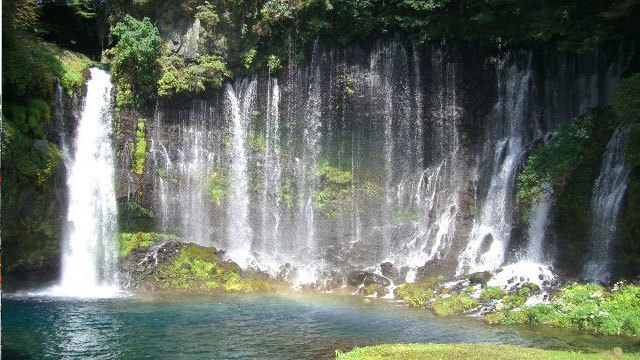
xmin=335 ymin=343 xmax=640 ymax=360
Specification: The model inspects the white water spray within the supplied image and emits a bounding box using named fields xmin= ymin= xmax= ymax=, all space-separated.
xmin=52 ymin=68 xmax=119 ymax=297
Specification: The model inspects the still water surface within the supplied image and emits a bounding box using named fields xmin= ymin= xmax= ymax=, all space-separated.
xmin=3 ymin=293 xmax=638 ymax=359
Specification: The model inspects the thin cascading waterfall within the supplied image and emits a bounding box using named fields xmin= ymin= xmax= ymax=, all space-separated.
xmin=181 ymin=100 xmax=216 ymax=243
xmin=584 ymin=126 xmax=630 ymax=282
xmin=302 ymin=42 xmax=323 ymax=251
xmin=400 ymin=46 xmax=462 ymax=271
xmin=422 ymin=47 xmax=461 ymax=260
xmin=457 ymin=53 xmax=535 ymax=275
xmin=260 ymin=78 xmax=282 ymax=255
xmin=225 ymin=79 xmax=256 ymax=265
xmin=369 ymin=39 xmax=412 ymax=258
xmin=526 ymin=185 xmax=553 ymax=262
xmin=56 ymin=68 xmax=119 ymax=297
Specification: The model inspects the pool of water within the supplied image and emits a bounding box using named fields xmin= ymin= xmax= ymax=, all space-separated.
xmin=3 ymin=292 xmax=639 ymax=359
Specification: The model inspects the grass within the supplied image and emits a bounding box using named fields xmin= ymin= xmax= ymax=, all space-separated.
xmin=335 ymin=343 xmax=640 ymax=360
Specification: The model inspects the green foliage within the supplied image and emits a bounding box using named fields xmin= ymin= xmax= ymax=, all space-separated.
xmin=109 ymin=15 xmax=161 ymax=107
xmin=335 ymin=343 xmax=639 ymax=360
xmin=249 ymin=131 xmax=267 ymax=153
xmin=279 ymin=181 xmax=295 ymax=208
xmin=209 ymin=167 xmax=229 ymax=206
xmin=317 ymin=161 xmax=352 ymax=184
xmin=313 ymin=162 xmax=353 ymax=217
xmin=486 ymin=283 xmax=640 ymax=337
xmin=432 ymin=293 xmax=479 ymax=316
xmin=117 ymin=200 xmax=157 ymax=232
xmin=157 ymin=54 xmax=230 ymax=97
xmin=133 ymin=118 xmax=147 ymax=175
xmin=517 ymin=108 xmax=615 ymax=221
xmin=480 ymin=286 xmax=505 ymax=301
xmin=195 ymin=1 xmax=219 ymax=27
xmin=267 ymin=55 xmax=282 ymax=73
xmin=502 ymin=294 xmax=526 ymax=310
xmin=242 ymin=48 xmax=257 ymax=69
xmin=394 ymin=276 xmax=444 ymax=307
xmin=119 ymin=232 xmax=178 ymax=258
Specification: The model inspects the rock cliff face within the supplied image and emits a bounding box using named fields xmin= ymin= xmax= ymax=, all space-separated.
xmin=113 ymin=37 xmax=622 ymax=283
xmin=1 ymin=83 xmax=83 ymax=287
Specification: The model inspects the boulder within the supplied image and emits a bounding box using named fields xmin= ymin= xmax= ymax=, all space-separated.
xmin=468 ymin=271 xmax=492 ymax=286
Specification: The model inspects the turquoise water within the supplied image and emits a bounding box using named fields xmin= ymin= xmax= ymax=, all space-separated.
xmin=3 ymin=293 xmax=639 ymax=359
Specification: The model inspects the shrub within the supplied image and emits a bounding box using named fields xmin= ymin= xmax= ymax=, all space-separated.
xmin=480 ymin=286 xmax=505 ymax=301
xmin=109 ymin=15 xmax=162 ymax=107
xmin=432 ymin=293 xmax=478 ymax=316
xmin=157 ymin=54 xmax=230 ymax=97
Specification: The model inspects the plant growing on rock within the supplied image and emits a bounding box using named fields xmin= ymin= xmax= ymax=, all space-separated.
xmin=432 ymin=293 xmax=479 ymax=316
xmin=480 ymin=286 xmax=505 ymax=301
xmin=109 ymin=15 xmax=162 ymax=107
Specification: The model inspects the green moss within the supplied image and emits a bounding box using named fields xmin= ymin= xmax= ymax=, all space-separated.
xmin=394 ymin=276 xmax=444 ymax=307
xmin=432 ymin=293 xmax=479 ymax=316
xmin=480 ymin=286 xmax=506 ymax=301
xmin=155 ymin=243 xmax=283 ymax=293
xmin=391 ymin=207 xmax=420 ymax=224
xmin=335 ymin=343 xmax=640 ymax=360
xmin=133 ymin=117 xmax=147 ymax=175
xmin=118 ymin=232 xmax=178 ymax=258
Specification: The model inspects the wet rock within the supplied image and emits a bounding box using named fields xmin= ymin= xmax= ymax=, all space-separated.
xmin=415 ymin=259 xmax=458 ymax=282
xmin=468 ymin=271 xmax=492 ymax=286
xmin=317 ymin=271 xmax=344 ymax=291
xmin=347 ymin=270 xmax=367 ymax=286
xmin=346 ymin=270 xmax=391 ymax=288
xmin=363 ymin=273 xmax=391 ymax=287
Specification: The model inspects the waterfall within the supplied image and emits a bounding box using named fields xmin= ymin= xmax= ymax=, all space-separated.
xmin=53 ymin=68 xmax=119 ymax=297
xmin=119 ymin=40 xmax=619 ymax=285
xmin=225 ymin=79 xmax=257 ymax=265
xmin=526 ymin=191 xmax=552 ymax=262
xmin=457 ymin=54 xmax=534 ymax=274
xmin=260 ymin=78 xmax=282 ymax=255
xmin=584 ymin=126 xmax=630 ymax=282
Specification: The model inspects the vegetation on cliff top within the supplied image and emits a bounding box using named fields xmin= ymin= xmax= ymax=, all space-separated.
xmin=335 ymin=343 xmax=640 ymax=360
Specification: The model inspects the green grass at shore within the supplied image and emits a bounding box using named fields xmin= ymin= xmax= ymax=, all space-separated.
xmin=335 ymin=343 xmax=640 ymax=360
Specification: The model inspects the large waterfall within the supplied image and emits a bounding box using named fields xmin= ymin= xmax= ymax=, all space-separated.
xmin=51 ymin=68 xmax=119 ymax=297
xmin=584 ymin=126 xmax=630 ymax=282
xmin=129 ymin=39 xmax=620 ymax=284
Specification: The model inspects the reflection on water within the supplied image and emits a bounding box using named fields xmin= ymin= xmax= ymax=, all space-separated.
xmin=3 ymin=293 xmax=639 ymax=359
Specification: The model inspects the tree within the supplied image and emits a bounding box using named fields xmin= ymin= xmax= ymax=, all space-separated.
xmin=109 ymin=14 xmax=161 ymax=107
